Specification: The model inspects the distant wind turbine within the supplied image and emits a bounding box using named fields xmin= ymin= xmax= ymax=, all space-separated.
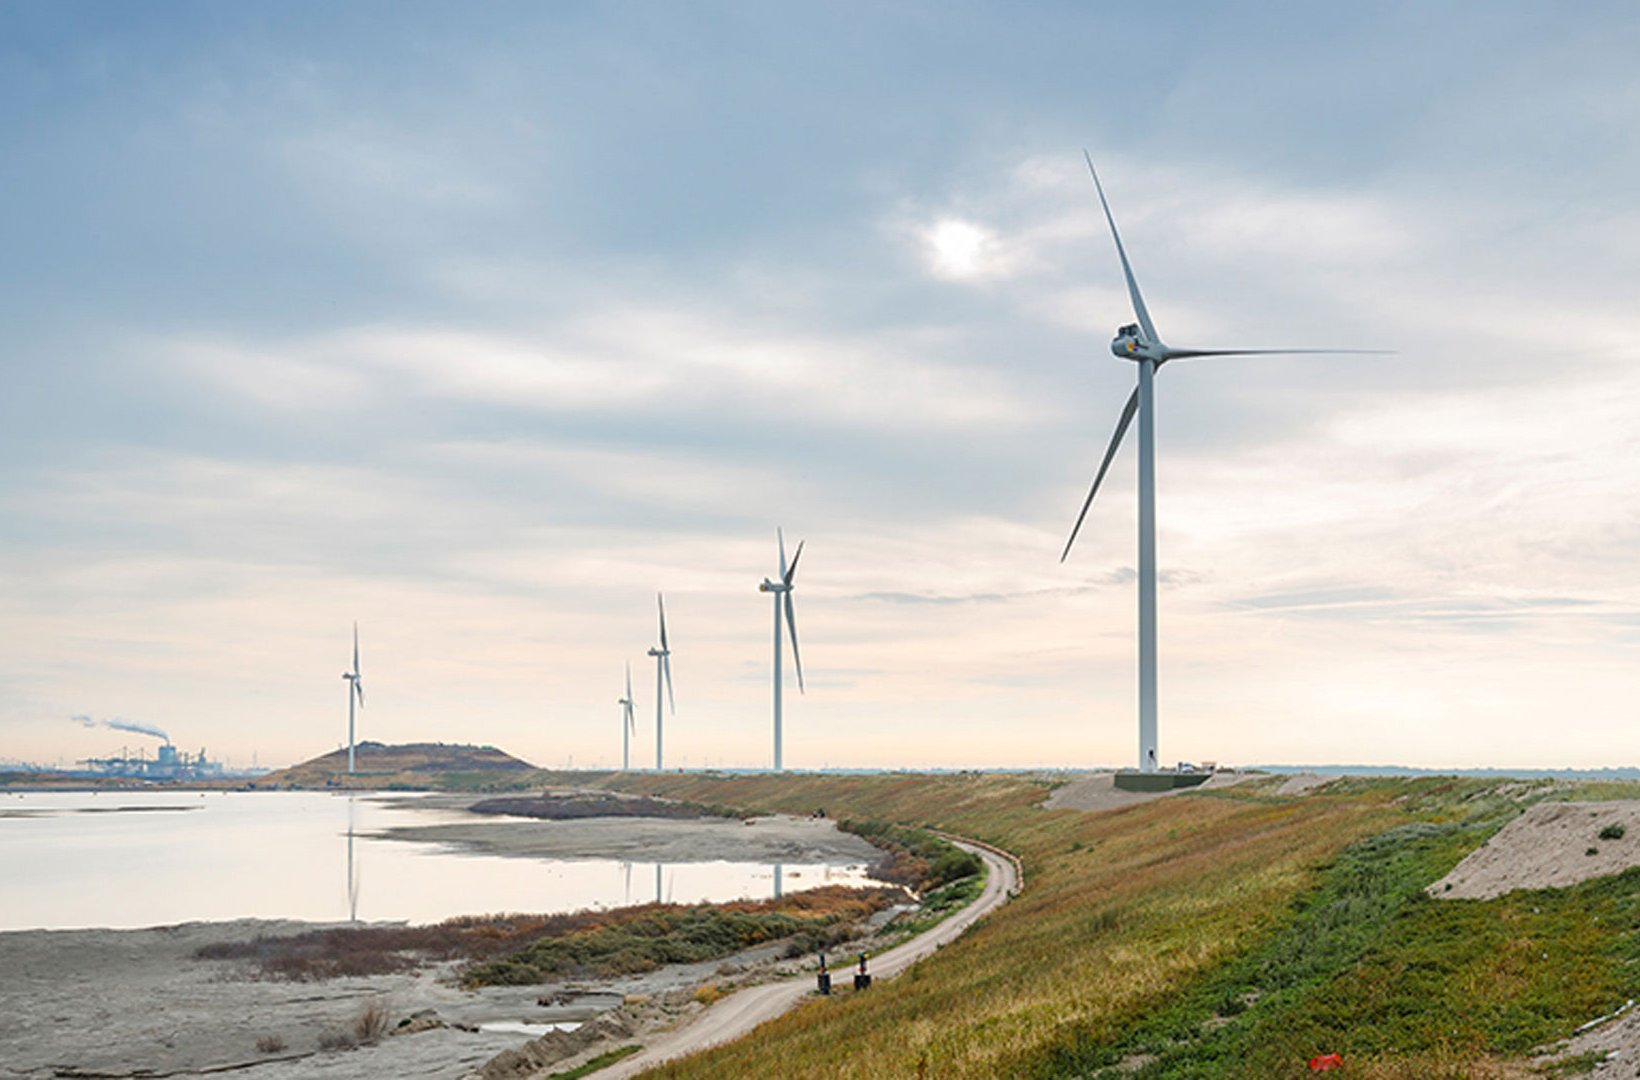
xmin=646 ymin=594 xmax=675 ymax=770
xmin=341 ymin=623 xmax=365 ymax=774
xmin=757 ymin=529 xmax=805 ymax=771
xmin=618 ymin=664 xmax=637 ymax=771
xmin=1062 ymin=152 xmax=1382 ymax=773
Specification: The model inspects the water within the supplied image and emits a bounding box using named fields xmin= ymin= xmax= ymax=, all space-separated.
xmin=0 ymin=790 xmax=881 ymax=931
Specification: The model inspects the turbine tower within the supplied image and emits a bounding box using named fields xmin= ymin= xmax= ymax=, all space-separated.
xmin=646 ymin=594 xmax=675 ymax=770
xmin=1062 ymin=152 xmax=1379 ymax=773
xmin=618 ymin=664 xmax=637 ymax=771
xmin=757 ymin=529 xmax=805 ymax=771
xmin=341 ymin=623 xmax=365 ymax=774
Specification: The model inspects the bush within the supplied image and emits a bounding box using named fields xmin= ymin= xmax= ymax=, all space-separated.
xmin=353 ymin=1000 xmax=391 ymax=1044
xmin=254 ymin=1035 xmax=286 ymax=1054
xmin=1599 ymin=823 xmax=1626 ymax=841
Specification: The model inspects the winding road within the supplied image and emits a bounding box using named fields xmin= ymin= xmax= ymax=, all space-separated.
xmin=602 ymin=838 xmax=1020 ymax=1078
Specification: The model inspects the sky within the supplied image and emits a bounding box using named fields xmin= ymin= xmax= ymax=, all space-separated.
xmin=3 ymin=2 xmax=1638 ymax=772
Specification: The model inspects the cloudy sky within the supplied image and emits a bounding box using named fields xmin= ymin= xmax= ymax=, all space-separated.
xmin=3 ymin=2 xmax=1638 ymax=772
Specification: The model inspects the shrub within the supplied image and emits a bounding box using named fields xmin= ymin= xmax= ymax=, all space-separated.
xmin=353 ymin=1000 xmax=391 ymax=1044
xmin=254 ymin=1035 xmax=286 ymax=1054
xmin=317 ymin=1030 xmax=355 ymax=1051
xmin=1599 ymin=823 xmax=1626 ymax=841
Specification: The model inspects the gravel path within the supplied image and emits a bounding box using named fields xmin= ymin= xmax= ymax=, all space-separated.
xmin=596 ymin=838 xmax=1019 ymax=1078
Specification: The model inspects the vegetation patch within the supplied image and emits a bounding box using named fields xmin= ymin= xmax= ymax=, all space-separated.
xmin=198 ymin=886 xmax=899 ymax=984
xmin=546 ymin=1044 xmax=642 ymax=1078
xmin=840 ymin=818 xmax=983 ymax=892
xmin=464 ymin=887 xmax=898 ymax=986
xmin=879 ymin=873 xmax=986 ymax=945
xmin=1049 ymin=809 xmax=1640 ymax=1078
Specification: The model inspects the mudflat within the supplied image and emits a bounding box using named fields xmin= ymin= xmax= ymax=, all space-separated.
xmin=375 ymin=811 xmax=881 ymax=865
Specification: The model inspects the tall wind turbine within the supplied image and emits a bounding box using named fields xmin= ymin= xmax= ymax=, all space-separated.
xmin=618 ymin=664 xmax=637 ymax=771
xmin=757 ymin=529 xmax=804 ymax=771
xmin=1062 ymin=152 xmax=1380 ymax=773
xmin=646 ymin=594 xmax=675 ymax=770
xmin=341 ymin=623 xmax=365 ymax=774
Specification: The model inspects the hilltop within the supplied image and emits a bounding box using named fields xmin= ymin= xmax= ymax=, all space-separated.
xmin=255 ymin=741 xmax=536 ymax=790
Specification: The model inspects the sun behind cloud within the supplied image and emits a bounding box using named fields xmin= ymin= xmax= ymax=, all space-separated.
xmin=923 ymin=218 xmax=1007 ymax=282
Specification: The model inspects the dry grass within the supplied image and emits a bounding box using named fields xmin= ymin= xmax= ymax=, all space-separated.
xmin=352 ymin=999 xmax=391 ymax=1044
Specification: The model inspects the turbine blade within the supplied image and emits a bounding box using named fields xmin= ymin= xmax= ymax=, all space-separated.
xmin=784 ymin=592 xmax=804 ymax=693
xmin=354 ymin=679 xmax=366 ymax=707
xmin=1161 ymin=346 xmax=1392 ymax=361
xmin=663 ymin=655 xmax=675 ymax=714
xmin=777 ymin=528 xmax=788 ymax=580
xmin=1085 ymin=151 xmax=1158 ymax=344
xmin=1061 ymin=385 xmax=1141 ymax=563
xmin=625 ymin=663 xmax=633 ymax=700
xmin=784 ymin=539 xmax=803 ymax=586
xmin=657 ymin=592 xmax=668 ymax=651
xmin=352 ymin=622 xmax=360 ymax=676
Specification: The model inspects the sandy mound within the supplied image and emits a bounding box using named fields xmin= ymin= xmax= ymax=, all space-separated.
xmin=1430 ymin=800 xmax=1640 ymax=900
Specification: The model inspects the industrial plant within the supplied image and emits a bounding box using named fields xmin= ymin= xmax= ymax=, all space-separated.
xmin=72 ymin=714 xmax=225 ymax=780
xmin=77 ymin=742 xmax=224 ymax=781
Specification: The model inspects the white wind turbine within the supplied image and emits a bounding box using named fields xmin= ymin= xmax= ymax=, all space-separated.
xmin=646 ymin=594 xmax=675 ymax=770
xmin=618 ymin=664 xmax=637 ymax=771
xmin=757 ymin=529 xmax=804 ymax=771
xmin=341 ymin=623 xmax=365 ymax=774
xmin=1062 ymin=152 xmax=1381 ymax=773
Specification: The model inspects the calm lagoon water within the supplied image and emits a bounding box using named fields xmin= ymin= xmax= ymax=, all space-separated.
xmin=0 ymin=790 xmax=879 ymax=931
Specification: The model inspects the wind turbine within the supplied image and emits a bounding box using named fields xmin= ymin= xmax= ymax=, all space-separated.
xmin=618 ymin=664 xmax=637 ymax=771
xmin=757 ymin=529 xmax=805 ymax=771
xmin=646 ymin=594 xmax=675 ymax=770
xmin=1062 ymin=152 xmax=1380 ymax=773
xmin=341 ymin=623 xmax=365 ymax=774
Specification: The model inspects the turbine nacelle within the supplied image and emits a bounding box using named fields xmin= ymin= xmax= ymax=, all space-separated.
xmin=758 ymin=578 xmax=788 ymax=594
xmin=1110 ymin=324 xmax=1165 ymax=363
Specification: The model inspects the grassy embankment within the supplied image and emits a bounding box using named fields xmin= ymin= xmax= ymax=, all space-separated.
xmin=543 ymin=770 xmax=1640 ymax=1079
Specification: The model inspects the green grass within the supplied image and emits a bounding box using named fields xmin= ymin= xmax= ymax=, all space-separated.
xmin=547 ymin=1044 xmax=642 ymax=1078
xmin=1060 ymin=809 xmax=1640 ymax=1078
xmin=879 ymin=871 xmax=987 ymax=945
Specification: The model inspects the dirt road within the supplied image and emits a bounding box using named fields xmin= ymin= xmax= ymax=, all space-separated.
xmin=601 ymin=838 xmax=1019 ymax=1078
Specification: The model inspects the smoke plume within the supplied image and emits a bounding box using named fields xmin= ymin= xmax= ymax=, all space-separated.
xmin=73 ymin=714 xmax=170 ymax=743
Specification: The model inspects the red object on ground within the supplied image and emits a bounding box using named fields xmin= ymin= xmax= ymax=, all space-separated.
xmin=1309 ymin=1053 xmax=1344 ymax=1072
